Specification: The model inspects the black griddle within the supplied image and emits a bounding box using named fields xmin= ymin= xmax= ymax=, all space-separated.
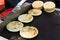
xmin=0 ymin=0 xmax=60 ymax=40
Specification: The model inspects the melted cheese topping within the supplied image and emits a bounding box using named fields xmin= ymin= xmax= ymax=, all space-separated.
xmin=43 ymin=1 xmax=56 ymax=9
xmin=7 ymin=21 xmax=23 ymax=30
xmin=18 ymin=14 xmax=33 ymax=23
xmin=20 ymin=26 xmax=38 ymax=38
xmin=22 ymin=15 xmax=32 ymax=21
xmin=32 ymin=1 xmax=43 ymax=9
xmin=28 ymin=9 xmax=42 ymax=16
